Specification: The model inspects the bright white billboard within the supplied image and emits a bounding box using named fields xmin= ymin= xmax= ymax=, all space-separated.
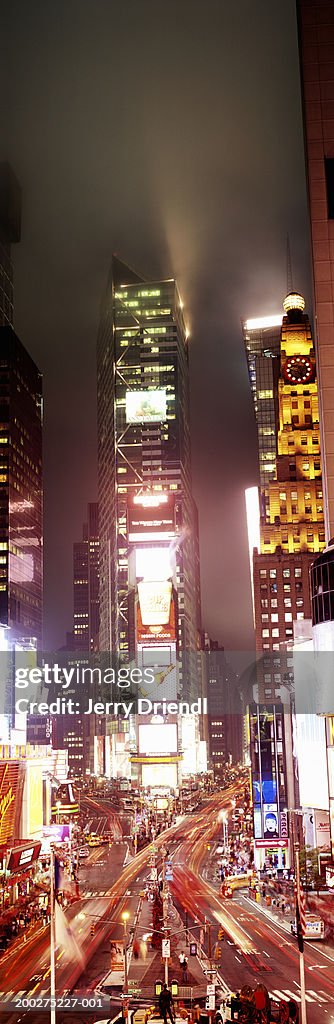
xmin=126 ymin=389 xmax=166 ymax=424
xmin=142 ymin=762 xmax=177 ymax=790
xmin=295 ymin=714 xmax=329 ymax=810
xmin=139 ymin=722 xmax=177 ymax=755
xmin=135 ymin=547 xmax=171 ymax=581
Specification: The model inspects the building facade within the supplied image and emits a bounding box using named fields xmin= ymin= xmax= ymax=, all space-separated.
xmin=97 ymin=256 xmax=201 ymax=701
xmin=245 ymin=292 xmax=325 ymax=666
xmin=72 ymin=501 xmax=99 ymax=652
xmin=298 ymin=0 xmax=334 ymax=542
xmin=0 ymin=327 xmax=43 ymax=648
xmin=0 ymin=164 xmax=21 ymax=329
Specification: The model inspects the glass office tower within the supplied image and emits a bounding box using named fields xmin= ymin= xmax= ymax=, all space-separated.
xmin=97 ymin=256 xmax=201 ymax=700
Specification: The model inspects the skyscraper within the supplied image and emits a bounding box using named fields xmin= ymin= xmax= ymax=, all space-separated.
xmin=245 ymin=292 xmax=325 ymax=663
xmin=0 ymin=163 xmax=21 ymax=328
xmin=72 ymin=502 xmax=99 ymax=652
xmin=0 ymin=327 xmax=43 ymax=647
xmin=97 ymin=256 xmax=201 ymax=701
xmin=297 ymin=0 xmax=334 ymax=542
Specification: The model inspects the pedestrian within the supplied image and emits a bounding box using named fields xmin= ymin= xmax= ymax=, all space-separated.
xmin=159 ymin=984 xmax=175 ymax=1024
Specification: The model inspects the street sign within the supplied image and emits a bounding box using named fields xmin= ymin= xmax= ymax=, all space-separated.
xmin=207 ymin=984 xmax=215 ymax=996
xmin=162 ymin=939 xmax=171 ymax=958
xmin=189 ymin=942 xmax=197 ymax=956
xmin=206 ymin=996 xmax=215 ymax=1010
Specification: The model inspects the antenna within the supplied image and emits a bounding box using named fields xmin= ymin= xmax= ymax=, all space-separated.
xmin=286 ymin=234 xmax=293 ymax=293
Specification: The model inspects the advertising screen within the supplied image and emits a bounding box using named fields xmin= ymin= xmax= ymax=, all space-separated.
xmin=139 ymin=723 xmax=177 ymax=755
xmin=8 ymin=843 xmax=41 ymax=873
xmin=128 ymin=495 xmax=175 ymax=542
xmin=141 ymin=762 xmax=177 ymax=790
xmin=295 ymin=713 xmax=329 ymax=810
xmin=138 ymin=580 xmax=172 ymax=626
xmin=135 ymin=546 xmax=171 ymax=581
xmin=137 ymin=583 xmax=176 ymax=643
xmin=263 ymin=803 xmax=279 ymax=839
xmin=126 ymin=389 xmax=166 ymax=424
xmin=0 ymin=761 xmax=21 ymax=847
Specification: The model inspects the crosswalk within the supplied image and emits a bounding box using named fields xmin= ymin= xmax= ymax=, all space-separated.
xmin=269 ymin=988 xmax=331 ymax=1004
xmin=83 ymin=887 xmax=115 ymax=897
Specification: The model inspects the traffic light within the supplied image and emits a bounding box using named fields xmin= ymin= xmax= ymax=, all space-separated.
xmin=218 ymin=928 xmax=225 ymax=940
xmin=155 ymin=981 xmax=162 ymax=996
xmin=171 ymin=980 xmax=178 ymax=997
xmin=214 ymin=944 xmax=222 ymax=960
xmin=90 ymin=925 xmax=95 ymax=937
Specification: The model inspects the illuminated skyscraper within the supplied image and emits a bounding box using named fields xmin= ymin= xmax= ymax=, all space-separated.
xmin=245 ymin=292 xmax=325 ymax=664
xmin=97 ymin=256 xmax=201 ymax=700
xmin=242 ymin=313 xmax=282 ymax=508
xmin=298 ymin=0 xmax=334 ymax=543
xmin=0 ymin=327 xmax=43 ymax=647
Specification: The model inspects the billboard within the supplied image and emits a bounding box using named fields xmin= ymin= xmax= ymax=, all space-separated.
xmin=0 ymin=761 xmax=21 ymax=847
xmin=128 ymin=494 xmax=175 ymax=542
xmin=126 ymin=389 xmax=166 ymax=424
xmin=138 ymin=580 xmax=172 ymax=626
xmin=7 ymin=842 xmax=41 ymax=873
xmin=137 ymin=583 xmax=176 ymax=643
xmin=139 ymin=723 xmax=178 ymax=756
xmin=296 ymin=714 xmax=329 ymax=811
xmin=135 ymin=546 xmax=171 ymax=582
xmin=141 ymin=762 xmax=177 ymax=790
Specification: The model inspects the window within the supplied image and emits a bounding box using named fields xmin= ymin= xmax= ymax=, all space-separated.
xmin=272 ymin=628 xmax=280 ymax=637
xmin=262 ymin=613 xmax=269 ymax=622
xmin=262 ymin=628 xmax=270 ymax=638
xmin=279 ymin=492 xmax=286 ymax=500
xmin=271 ymin=598 xmax=278 ymax=608
xmin=296 ymin=598 xmax=304 ymax=608
xmin=284 ymin=584 xmax=291 ymax=592
xmin=291 ymin=492 xmax=298 ymax=501
xmin=295 ymin=568 xmax=302 ymax=578
xmin=261 ymin=599 xmax=268 ymax=609
xmin=269 ymin=568 xmax=277 ymax=578
xmin=271 ymin=613 xmax=279 ymax=623
xmin=325 ymin=157 xmax=334 ymax=219
xmin=297 ymin=612 xmax=304 ymax=620
xmin=260 ymin=569 xmax=267 ymax=577
xmin=283 ymin=568 xmax=290 ymax=578
xmin=284 ymin=598 xmax=291 ymax=607
xmin=258 ymin=389 xmax=273 ymax=399
xmin=285 ymin=612 xmax=292 ymax=622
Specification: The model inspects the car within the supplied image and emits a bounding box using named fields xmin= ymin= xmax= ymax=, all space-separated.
xmin=79 ymin=847 xmax=89 ymax=858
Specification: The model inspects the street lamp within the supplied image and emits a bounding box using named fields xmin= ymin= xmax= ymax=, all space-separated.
xmin=122 ymin=909 xmax=130 ymax=1024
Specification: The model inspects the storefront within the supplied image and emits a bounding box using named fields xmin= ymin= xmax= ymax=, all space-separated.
xmin=254 ymin=838 xmax=290 ymax=871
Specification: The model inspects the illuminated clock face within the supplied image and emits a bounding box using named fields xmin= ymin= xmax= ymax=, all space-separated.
xmin=283 ymin=356 xmax=313 ymax=383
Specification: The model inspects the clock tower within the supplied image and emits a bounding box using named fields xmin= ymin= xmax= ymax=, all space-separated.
xmin=251 ymin=291 xmax=326 ymax=659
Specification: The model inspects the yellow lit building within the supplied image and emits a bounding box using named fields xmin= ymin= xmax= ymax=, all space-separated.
xmin=250 ymin=292 xmax=325 ymax=668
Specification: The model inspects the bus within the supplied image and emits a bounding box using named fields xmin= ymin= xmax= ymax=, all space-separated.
xmin=291 ymin=913 xmax=325 ymax=940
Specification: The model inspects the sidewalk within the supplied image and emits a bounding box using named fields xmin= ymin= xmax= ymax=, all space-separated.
xmin=128 ymin=895 xmax=208 ymax=1000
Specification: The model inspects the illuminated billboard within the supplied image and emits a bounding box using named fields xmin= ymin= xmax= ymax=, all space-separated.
xmin=135 ymin=547 xmax=171 ymax=581
xmin=138 ymin=580 xmax=172 ymax=626
xmin=0 ymin=761 xmax=21 ymax=847
xmin=142 ymin=762 xmax=177 ymax=790
xmin=126 ymin=389 xmax=166 ymax=424
xmin=128 ymin=494 xmax=175 ymax=542
xmin=8 ymin=842 xmax=41 ymax=873
xmin=139 ymin=723 xmax=178 ymax=756
xmin=295 ymin=714 xmax=329 ymax=811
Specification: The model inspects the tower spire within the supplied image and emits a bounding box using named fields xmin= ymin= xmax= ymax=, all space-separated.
xmin=286 ymin=234 xmax=293 ymax=294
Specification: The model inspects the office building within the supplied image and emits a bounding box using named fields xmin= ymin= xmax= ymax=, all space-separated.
xmin=0 ymin=163 xmax=21 ymax=328
xmin=0 ymin=329 xmax=43 ymax=647
xmin=97 ymin=256 xmax=202 ymax=701
xmin=203 ymin=636 xmax=243 ymax=774
xmin=298 ymin=0 xmax=334 ymax=542
xmin=245 ymin=292 xmax=325 ymax=662
xmin=72 ymin=501 xmax=99 ymax=652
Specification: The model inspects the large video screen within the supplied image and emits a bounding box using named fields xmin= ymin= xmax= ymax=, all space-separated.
xmin=139 ymin=723 xmax=177 ymax=755
xmin=126 ymin=389 xmax=166 ymax=424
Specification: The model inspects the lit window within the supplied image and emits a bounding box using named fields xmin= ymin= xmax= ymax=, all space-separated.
xmin=258 ymin=389 xmax=273 ymax=399
xmin=272 ymin=628 xmax=280 ymax=637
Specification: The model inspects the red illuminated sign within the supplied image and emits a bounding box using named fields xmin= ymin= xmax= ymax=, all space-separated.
xmin=0 ymin=762 xmax=20 ymax=847
xmin=7 ymin=842 xmax=41 ymax=873
xmin=137 ymin=586 xmax=176 ymax=644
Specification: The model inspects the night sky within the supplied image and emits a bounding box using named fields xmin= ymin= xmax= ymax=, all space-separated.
xmin=3 ymin=0 xmax=312 ymax=652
